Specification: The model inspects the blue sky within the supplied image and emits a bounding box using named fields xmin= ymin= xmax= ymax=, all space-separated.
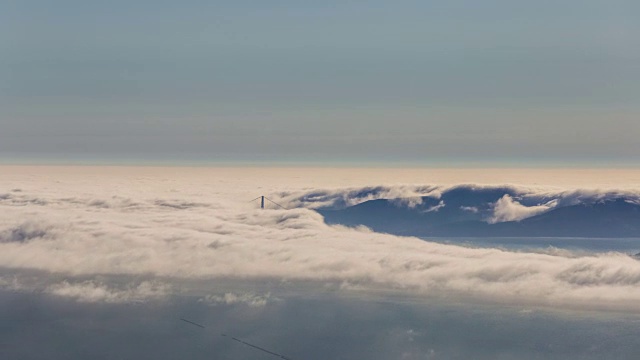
xmin=1 ymin=0 xmax=639 ymax=165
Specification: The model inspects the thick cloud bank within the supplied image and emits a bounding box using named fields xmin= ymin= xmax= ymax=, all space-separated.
xmin=2 ymin=168 xmax=640 ymax=312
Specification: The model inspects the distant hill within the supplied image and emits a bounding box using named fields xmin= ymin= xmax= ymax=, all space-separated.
xmin=318 ymin=190 xmax=640 ymax=238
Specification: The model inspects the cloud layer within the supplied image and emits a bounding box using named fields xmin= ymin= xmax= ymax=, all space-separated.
xmin=2 ymin=168 xmax=640 ymax=311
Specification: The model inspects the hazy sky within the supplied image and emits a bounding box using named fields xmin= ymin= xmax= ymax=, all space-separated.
xmin=1 ymin=0 xmax=639 ymax=164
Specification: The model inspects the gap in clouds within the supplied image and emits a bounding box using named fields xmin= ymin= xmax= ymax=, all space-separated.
xmin=287 ymin=185 xmax=640 ymax=238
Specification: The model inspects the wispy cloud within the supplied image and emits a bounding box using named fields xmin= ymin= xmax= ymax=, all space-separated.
xmin=46 ymin=281 xmax=170 ymax=303
xmin=489 ymin=194 xmax=554 ymax=223
xmin=199 ymin=292 xmax=273 ymax=307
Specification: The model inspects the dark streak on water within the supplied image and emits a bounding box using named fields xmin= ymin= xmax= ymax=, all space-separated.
xmin=2 ymin=288 xmax=640 ymax=360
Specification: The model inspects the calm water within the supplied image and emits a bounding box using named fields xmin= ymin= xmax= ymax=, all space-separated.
xmin=3 ymin=286 xmax=640 ymax=360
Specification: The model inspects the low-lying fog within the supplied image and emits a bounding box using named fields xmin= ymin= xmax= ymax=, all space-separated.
xmin=3 ymin=166 xmax=640 ymax=359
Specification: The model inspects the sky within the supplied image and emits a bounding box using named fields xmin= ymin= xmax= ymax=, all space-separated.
xmin=1 ymin=0 xmax=639 ymax=165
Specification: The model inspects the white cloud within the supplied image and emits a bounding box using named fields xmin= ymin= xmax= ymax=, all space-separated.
xmin=2 ymin=167 xmax=640 ymax=311
xmin=489 ymin=194 xmax=553 ymax=223
xmin=423 ymin=200 xmax=445 ymax=213
xmin=46 ymin=281 xmax=170 ymax=303
xmin=199 ymin=292 xmax=272 ymax=307
xmin=278 ymin=185 xmax=438 ymax=209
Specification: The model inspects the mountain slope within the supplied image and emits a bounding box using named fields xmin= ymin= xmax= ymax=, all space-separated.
xmin=319 ymin=198 xmax=640 ymax=238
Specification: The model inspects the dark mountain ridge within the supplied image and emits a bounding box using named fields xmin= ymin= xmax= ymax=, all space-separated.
xmin=318 ymin=196 xmax=640 ymax=238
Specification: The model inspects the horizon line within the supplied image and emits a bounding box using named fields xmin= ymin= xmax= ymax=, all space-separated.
xmin=1 ymin=156 xmax=638 ymax=169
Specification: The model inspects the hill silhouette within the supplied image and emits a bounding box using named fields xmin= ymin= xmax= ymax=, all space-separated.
xmin=318 ymin=191 xmax=640 ymax=238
